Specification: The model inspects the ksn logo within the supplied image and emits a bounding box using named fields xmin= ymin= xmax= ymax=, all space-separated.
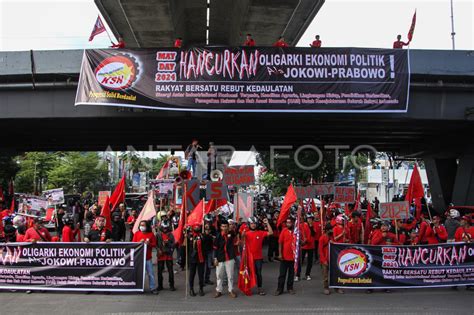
xmin=337 ymin=248 xmax=368 ymax=277
xmin=95 ymin=55 xmax=137 ymax=90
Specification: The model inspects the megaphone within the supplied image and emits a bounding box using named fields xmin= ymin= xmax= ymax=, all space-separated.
xmin=179 ymin=170 xmax=192 ymax=180
xmin=211 ymin=169 xmax=224 ymax=182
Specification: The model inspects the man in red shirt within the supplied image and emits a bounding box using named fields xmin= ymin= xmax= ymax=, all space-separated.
xmin=309 ymin=214 xmax=322 ymax=262
xmin=25 ymin=218 xmax=52 ymax=242
xmin=297 ymin=213 xmax=314 ymax=281
xmin=370 ymin=221 xmax=398 ymax=245
xmin=244 ymin=217 xmax=273 ymax=295
xmin=348 ymin=212 xmax=364 ymax=244
xmin=156 ymin=220 xmax=176 ymax=291
xmin=426 ymin=215 xmax=448 ymax=244
xmin=455 ymin=216 xmax=474 ymax=242
xmin=273 ymin=36 xmax=289 ymax=48
xmin=393 ymin=34 xmax=410 ymax=49
xmin=274 ymin=218 xmax=296 ymax=295
xmin=244 ymin=34 xmax=255 ymax=47
xmin=133 ymin=220 xmax=158 ymax=294
xmin=319 ymin=223 xmax=336 ymax=295
xmin=174 ymin=37 xmax=183 ymax=48
xmin=310 ymin=35 xmax=322 ymax=48
xmin=110 ymin=36 xmax=125 ymax=49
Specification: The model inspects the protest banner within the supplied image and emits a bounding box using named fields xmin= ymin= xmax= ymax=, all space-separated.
xmin=334 ymin=186 xmax=355 ymax=203
xmin=0 ymin=242 xmax=145 ymax=292
xmin=234 ymin=192 xmax=254 ymax=221
xmin=149 ymin=179 xmax=174 ymax=195
xmin=42 ymin=188 xmax=65 ymax=206
xmin=206 ymin=182 xmax=228 ymax=200
xmin=98 ymin=191 xmax=111 ymax=207
xmin=223 ymin=165 xmax=255 ymax=186
xmin=329 ymin=242 xmax=474 ymax=289
xmin=76 ymin=47 xmax=409 ymax=113
xmin=379 ymin=201 xmax=410 ymax=220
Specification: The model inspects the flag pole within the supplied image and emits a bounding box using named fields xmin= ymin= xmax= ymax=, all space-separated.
xmin=202 ymin=197 xmax=205 ymax=233
xmin=184 ymin=183 xmax=188 ymax=299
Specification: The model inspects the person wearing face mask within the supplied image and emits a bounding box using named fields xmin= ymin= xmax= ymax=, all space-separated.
xmin=187 ymin=224 xmax=206 ymax=296
xmin=84 ymin=216 xmax=112 ymax=242
xmin=133 ymin=220 xmax=158 ymax=294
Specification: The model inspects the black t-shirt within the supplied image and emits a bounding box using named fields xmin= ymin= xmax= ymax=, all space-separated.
xmin=87 ymin=228 xmax=112 ymax=241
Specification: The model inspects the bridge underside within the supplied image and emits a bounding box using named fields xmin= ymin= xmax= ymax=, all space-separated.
xmin=95 ymin=0 xmax=325 ymax=47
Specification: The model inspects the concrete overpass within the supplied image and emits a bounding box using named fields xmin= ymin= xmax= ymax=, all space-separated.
xmin=0 ymin=48 xmax=474 ymax=211
xmin=95 ymin=0 xmax=325 ymax=47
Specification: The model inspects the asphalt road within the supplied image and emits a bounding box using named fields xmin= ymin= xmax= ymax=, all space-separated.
xmin=1 ymin=256 xmax=473 ymax=315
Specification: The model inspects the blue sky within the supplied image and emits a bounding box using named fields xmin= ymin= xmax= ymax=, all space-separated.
xmin=0 ymin=0 xmax=472 ymax=51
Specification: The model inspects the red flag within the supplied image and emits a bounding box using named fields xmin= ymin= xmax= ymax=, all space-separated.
xmin=206 ymin=198 xmax=227 ymax=214
xmin=186 ymin=200 xmax=205 ymax=227
xmin=172 ymin=203 xmax=186 ymax=246
xmin=89 ymin=15 xmax=106 ymax=41
xmin=320 ymin=199 xmax=326 ymax=232
xmin=238 ymin=240 xmax=257 ymax=296
xmin=405 ymin=164 xmax=424 ymax=220
xmin=100 ymin=195 xmax=112 ymax=231
xmin=110 ymin=175 xmax=126 ymax=211
xmin=344 ymin=203 xmax=351 ymax=216
xmin=364 ymin=201 xmax=373 ymax=244
xmin=276 ymin=184 xmax=297 ymax=227
xmin=156 ymin=160 xmax=170 ymax=179
xmin=132 ymin=191 xmax=157 ymax=233
xmin=407 ymin=11 xmax=416 ymax=42
xmin=354 ymin=190 xmax=361 ymax=212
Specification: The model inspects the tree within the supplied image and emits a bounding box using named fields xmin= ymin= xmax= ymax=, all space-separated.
xmin=0 ymin=155 xmax=19 ymax=191
xmin=15 ymin=152 xmax=59 ymax=193
xmin=151 ymin=154 xmax=171 ymax=178
xmin=47 ymin=152 xmax=109 ymax=193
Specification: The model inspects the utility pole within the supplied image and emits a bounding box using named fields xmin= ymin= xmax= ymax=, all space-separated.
xmin=450 ymin=0 xmax=456 ymax=50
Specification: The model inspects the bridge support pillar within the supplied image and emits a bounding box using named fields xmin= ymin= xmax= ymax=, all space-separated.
xmin=424 ymin=157 xmax=457 ymax=213
xmin=452 ymin=155 xmax=474 ymax=206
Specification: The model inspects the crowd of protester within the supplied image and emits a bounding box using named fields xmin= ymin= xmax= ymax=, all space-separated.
xmin=0 ymin=191 xmax=473 ymax=296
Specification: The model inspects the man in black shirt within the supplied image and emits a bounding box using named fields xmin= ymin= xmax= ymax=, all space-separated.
xmin=84 ymin=216 xmax=112 ymax=242
xmin=185 ymin=139 xmax=201 ymax=177
xmin=213 ymin=220 xmax=238 ymax=298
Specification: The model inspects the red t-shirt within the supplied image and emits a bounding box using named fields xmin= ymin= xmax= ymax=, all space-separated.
xmin=25 ymin=227 xmax=52 ymax=242
xmin=245 ymin=230 xmax=267 ymax=260
xmin=16 ymin=233 xmax=26 ymax=242
xmin=174 ymin=39 xmax=182 ymax=48
xmin=348 ymin=220 xmax=363 ymax=244
xmin=370 ymin=230 xmax=398 ymax=245
xmin=312 ymin=221 xmax=322 ymax=241
xmin=301 ymin=222 xmax=315 ymax=250
xmin=62 ymin=225 xmax=74 ymax=242
xmin=333 ymin=224 xmax=349 ymax=243
xmin=133 ymin=231 xmax=157 ymax=261
xmin=244 ymin=39 xmax=255 ymax=47
xmin=278 ymin=228 xmax=295 ymax=261
xmin=311 ymin=40 xmax=322 ymax=48
xmin=318 ymin=234 xmax=332 ymax=265
xmin=273 ymin=40 xmax=288 ymax=48
xmin=393 ymin=40 xmax=408 ymax=49
xmin=454 ymin=226 xmax=474 ymax=242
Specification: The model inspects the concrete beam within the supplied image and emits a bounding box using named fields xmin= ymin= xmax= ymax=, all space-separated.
xmin=452 ymin=155 xmax=474 ymax=206
xmin=424 ymin=157 xmax=457 ymax=212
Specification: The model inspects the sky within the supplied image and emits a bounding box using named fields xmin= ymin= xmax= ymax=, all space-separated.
xmin=0 ymin=0 xmax=472 ymax=51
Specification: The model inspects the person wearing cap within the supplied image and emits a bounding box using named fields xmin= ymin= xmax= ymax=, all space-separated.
xmin=244 ymin=216 xmax=273 ymax=295
xmin=454 ymin=216 xmax=474 ymax=242
xmin=427 ymin=215 xmax=448 ymax=244
xmin=84 ymin=216 xmax=112 ymax=242
xmin=156 ymin=220 xmax=176 ymax=291
xmin=274 ymin=218 xmax=296 ymax=296
xmin=25 ymin=218 xmax=52 ymax=242
xmin=213 ymin=220 xmax=238 ymax=298
xmin=370 ymin=221 xmax=398 ymax=245
xmin=187 ymin=224 xmax=206 ymax=296
xmin=319 ymin=223 xmax=339 ymax=295
xmin=348 ymin=212 xmax=364 ymax=244
xmin=244 ymin=33 xmax=256 ymax=47
xmin=133 ymin=220 xmax=158 ymax=294
xmin=61 ymin=214 xmax=81 ymax=242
